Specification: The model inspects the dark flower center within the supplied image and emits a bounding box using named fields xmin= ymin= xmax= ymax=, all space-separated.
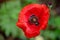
xmin=29 ymin=15 xmax=39 ymax=26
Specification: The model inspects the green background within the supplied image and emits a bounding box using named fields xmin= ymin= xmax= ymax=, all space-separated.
xmin=0 ymin=0 xmax=60 ymax=40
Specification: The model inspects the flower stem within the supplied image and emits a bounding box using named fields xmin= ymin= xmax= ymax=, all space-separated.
xmin=27 ymin=38 xmax=30 ymax=40
xmin=34 ymin=35 xmax=44 ymax=40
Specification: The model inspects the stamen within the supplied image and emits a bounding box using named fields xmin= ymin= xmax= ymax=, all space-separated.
xmin=35 ymin=22 xmax=39 ymax=26
xmin=29 ymin=15 xmax=39 ymax=26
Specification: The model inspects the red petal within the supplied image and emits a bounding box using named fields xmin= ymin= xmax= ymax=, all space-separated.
xmin=16 ymin=4 xmax=50 ymax=38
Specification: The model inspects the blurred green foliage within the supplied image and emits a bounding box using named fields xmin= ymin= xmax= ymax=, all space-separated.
xmin=0 ymin=0 xmax=60 ymax=40
xmin=0 ymin=0 xmax=20 ymax=37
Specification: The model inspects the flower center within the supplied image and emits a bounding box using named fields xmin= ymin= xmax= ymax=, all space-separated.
xmin=29 ymin=15 xmax=39 ymax=26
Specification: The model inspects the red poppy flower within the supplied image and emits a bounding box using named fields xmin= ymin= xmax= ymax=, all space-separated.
xmin=16 ymin=4 xmax=50 ymax=38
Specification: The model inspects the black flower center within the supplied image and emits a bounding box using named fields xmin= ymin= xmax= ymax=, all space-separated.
xmin=29 ymin=15 xmax=39 ymax=26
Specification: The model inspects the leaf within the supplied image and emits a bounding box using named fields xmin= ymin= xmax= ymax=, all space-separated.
xmin=54 ymin=16 xmax=60 ymax=29
xmin=0 ymin=0 xmax=21 ymax=37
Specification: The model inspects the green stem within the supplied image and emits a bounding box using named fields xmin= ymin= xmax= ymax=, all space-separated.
xmin=27 ymin=38 xmax=30 ymax=40
xmin=34 ymin=35 xmax=44 ymax=40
